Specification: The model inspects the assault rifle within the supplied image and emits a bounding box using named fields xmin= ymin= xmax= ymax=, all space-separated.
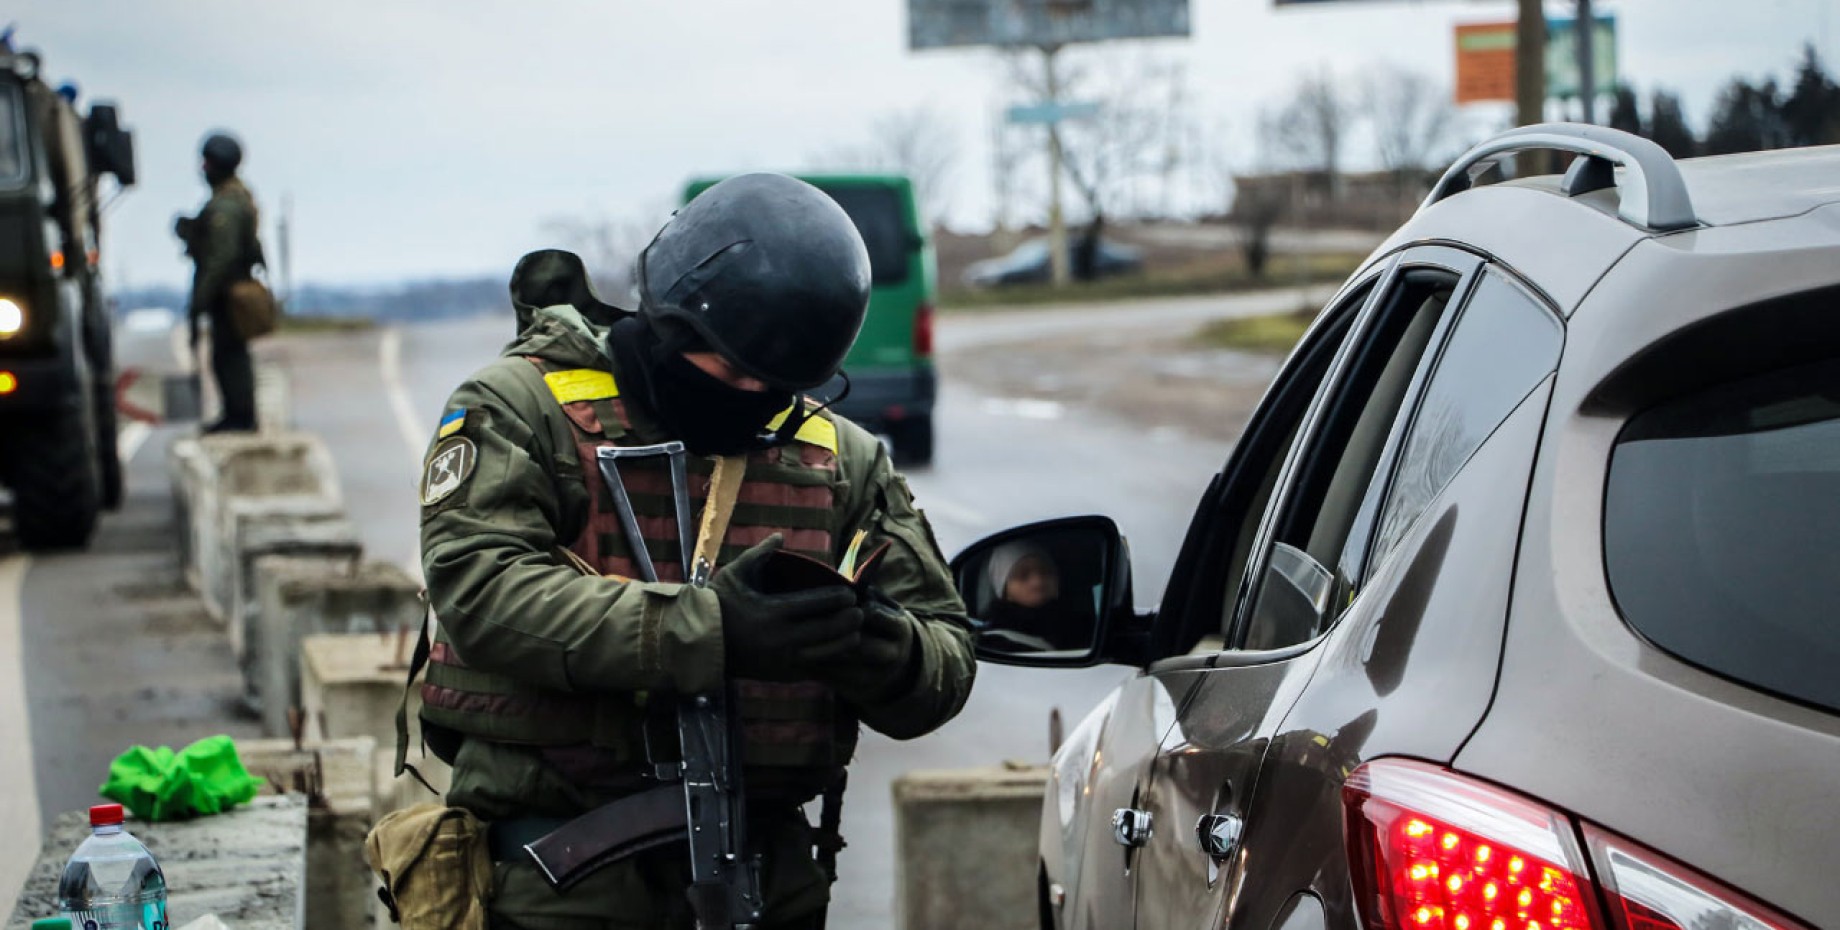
xmin=523 ymin=443 xmax=764 ymax=930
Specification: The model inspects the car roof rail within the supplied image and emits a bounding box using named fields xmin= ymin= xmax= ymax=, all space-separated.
xmin=1421 ymin=122 xmax=1700 ymax=232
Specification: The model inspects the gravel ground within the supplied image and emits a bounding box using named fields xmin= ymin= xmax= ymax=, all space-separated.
xmin=940 ymin=319 xmax=1288 ymax=445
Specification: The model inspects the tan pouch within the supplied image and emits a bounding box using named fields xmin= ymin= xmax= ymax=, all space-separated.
xmin=364 ymin=802 xmax=493 ymax=929
xmin=227 ymin=276 xmax=279 ymax=340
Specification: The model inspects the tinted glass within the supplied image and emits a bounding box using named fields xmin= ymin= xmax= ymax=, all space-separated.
xmin=1371 ymin=271 xmax=1562 ymax=563
xmin=820 ymin=186 xmax=911 ymax=287
xmin=1242 ymin=269 xmax=1458 ymax=649
xmin=0 ymin=84 xmax=25 ymax=188
xmin=1605 ymin=358 xmax=1840 ymax=714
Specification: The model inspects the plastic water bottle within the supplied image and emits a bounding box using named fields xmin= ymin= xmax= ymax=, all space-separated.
xmin=56 ymin=803 xmax=168 ymax=930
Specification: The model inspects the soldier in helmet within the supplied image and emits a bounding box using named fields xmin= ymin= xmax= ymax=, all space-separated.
xmin=413 ymin=174 xmax=976 ymax=929
xmin=174 ymin=131 xmax=261 ymax=432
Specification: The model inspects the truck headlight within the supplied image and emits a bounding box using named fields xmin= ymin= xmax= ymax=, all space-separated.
xmin=0 ymin=298 xmax=22 ymax=338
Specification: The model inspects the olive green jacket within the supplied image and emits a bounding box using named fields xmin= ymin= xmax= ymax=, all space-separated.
xmin=418 ymin=305 xmax=975 ymax=814
xmin=187 ymin=176 xmax=258 ymax=321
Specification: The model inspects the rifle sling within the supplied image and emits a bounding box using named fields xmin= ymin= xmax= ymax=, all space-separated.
xmin=522 ymin=784 xmax=689 ymax=890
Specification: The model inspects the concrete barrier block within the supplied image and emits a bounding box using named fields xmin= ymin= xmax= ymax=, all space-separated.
xmin=168 ymin=437 xmax=210 ymax=591
xmin=237 ymin=738 xmax=377 ymax=930
xmin=297 ymin=630 xmax=453 ymax=816
xmin=892 ymin=765 xmax=1050 ymax=930
xmin=226 ymin=499 xmax=353 ymax=646
xmin=247 ymin=548 xmax=375 ymax=738
xmin=299 ymin=632 xmax=415 ymax=744
xmin=185 ymin=432 xmax=344 ymax=621
xmin=8 ymin=795 xmax=309 ymax=930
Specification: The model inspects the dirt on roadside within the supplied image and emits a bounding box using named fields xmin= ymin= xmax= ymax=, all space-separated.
xmin=939 ymin=320 xmax=1286 ymax=444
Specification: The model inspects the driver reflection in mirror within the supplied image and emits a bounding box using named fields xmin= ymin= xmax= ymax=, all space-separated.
xmin=980 ymin=541 xmax=1095 ymax=652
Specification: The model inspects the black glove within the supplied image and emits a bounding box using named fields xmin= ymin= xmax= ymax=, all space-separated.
xmin=822 ymin=586 xmax=919 ymax=703
xmin=710 ymin=535 xmax=862 ymax=681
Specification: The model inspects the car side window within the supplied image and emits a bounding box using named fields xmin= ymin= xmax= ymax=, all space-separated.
xmin=1237 ymin=268 xmax=1461 ymax=651
xmin=1365 ymin=270 xmax=1563 ymax=570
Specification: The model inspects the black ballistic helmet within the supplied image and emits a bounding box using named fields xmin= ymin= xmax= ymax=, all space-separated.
xmin=637 ymin=173 xmax=871 ymax=393
xmin=201 ymin=132 xmax=242 ymax=171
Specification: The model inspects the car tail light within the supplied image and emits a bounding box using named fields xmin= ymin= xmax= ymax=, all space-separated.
xmin=1344 ymin=759 xmax=1604 ymax=930
xmin=913 ymin=302 xmax=934 ymax=358
xmin=1345 ymin=761 xmax=1814 ymax=930
xmin=1581 ymin=825 xmax=1809 ymax=930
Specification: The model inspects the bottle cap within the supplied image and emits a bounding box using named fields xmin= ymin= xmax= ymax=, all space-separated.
xmin=88 ymin=803 xmax=125 ymax=827
xmin=32 ymin=919 xmax=75 ymax=929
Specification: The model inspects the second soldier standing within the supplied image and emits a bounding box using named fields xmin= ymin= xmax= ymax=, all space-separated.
xmin=174 ymin=132 xmax=261 ymax=433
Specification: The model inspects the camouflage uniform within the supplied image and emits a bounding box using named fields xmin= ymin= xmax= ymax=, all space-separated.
xmin=418 ymin=304 xmax=976 ymax=930
xmin=185 ymin=176 xmax=259 ymax=429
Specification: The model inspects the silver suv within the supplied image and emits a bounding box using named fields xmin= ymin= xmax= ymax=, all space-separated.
xmin=955 ymin=124 xmax=1839 ymax=929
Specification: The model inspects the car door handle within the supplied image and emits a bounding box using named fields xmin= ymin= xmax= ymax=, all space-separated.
xmin=1112 ymin=808 xmax=1153 ymax=848
xmin=1196 ymin=813 xmax=1244 ymax=862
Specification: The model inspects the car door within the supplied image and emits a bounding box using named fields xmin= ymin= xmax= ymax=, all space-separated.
xmin=1051 ymin=264 xmax=1388 ymax=930
xmin=1131 ymin=247 xmax=1490 ymax=930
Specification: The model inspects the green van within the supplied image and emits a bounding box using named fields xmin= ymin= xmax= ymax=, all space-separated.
xmin=683 ymin=173 xmax=937 ymax=465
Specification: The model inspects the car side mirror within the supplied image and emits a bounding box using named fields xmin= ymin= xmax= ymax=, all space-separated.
xmin=950 ymin=515 xmax=1134 ymax=668
xmin=83 ymin=103 xmax=136 ymax=187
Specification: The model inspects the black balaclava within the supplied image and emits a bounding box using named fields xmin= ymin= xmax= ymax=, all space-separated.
xmin=609 ymin=315 xmax=791 ymax=456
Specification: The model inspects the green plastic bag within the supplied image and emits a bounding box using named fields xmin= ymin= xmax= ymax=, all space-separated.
xmin=100 ymin=735 xmax=266 ymax=821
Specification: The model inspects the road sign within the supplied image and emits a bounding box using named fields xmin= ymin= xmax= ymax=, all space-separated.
xmin=1005 ymin=100 xmax=1101 ymax=125
xmin=1546 ymin=14 xmax=1617 ymax=99
xmin=909 ymin=0 xmax=1190 ymax=50
xmin=1451 ymin=15 xmax=1618 ymax=104
xmin=1455 ymin=21 xmax=1518 ymax=104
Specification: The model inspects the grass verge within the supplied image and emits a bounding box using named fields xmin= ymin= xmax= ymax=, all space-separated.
xmin=939 ymin=252 xmax=1364 ymax=312
xmin=277 ymin=314 xmax=378 ymax=334
xmin=1190 ymin=308 xmax=1317 ymax=355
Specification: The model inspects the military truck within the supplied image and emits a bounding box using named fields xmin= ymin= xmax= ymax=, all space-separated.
xmin=0 ymin=48 xmax=136 ymax=550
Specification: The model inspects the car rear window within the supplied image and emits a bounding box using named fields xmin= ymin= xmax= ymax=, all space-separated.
xmin=1604 ymin=358 xmax=1840 ymax=714
xmin=819 ymin=185 xmax=911 ymax=287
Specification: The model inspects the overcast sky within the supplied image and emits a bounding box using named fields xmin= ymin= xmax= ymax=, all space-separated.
xmin=14 ymin=0 xmax=1832 ymax=290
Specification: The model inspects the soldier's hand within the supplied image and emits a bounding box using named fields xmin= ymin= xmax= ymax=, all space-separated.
xmin=820 ymin=586 xmax=919 ymax=703
xmin=711 ymin=535 xmax=863 ymax=681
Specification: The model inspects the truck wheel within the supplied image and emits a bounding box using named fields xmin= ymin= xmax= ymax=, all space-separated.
xmin=891 ymin=415 xmax=935 ymax=468
xmin=10 ymin=411 xmax=102 ymax=550
xmin=95 ymin=381 xmax=123 ymax=510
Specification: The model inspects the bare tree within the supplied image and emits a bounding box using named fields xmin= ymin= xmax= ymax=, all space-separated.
xmin=1271 ymin=66 xmax=1357 ymax=200
xmin=538 ymin=204 xmax=667 ymax=301
xmin=1364 ymin=66 xmax=1457 ymax=196
xmin=808 ymin=107 xmax=959 ymax=228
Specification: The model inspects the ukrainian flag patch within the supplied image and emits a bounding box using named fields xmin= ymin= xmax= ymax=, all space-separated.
xmin=438 ymin=408 xmax=467 ymax=438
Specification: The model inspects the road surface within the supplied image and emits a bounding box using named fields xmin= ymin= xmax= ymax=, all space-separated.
xmin=1 ymin=289 xmax=1310 ymax=925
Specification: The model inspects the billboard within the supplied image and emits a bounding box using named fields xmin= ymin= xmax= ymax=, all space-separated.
xmin=1455 ymin=21 xmax=1517 ymax=105
xmin=908 ymin=0 xmax=1190 ymax=51
xmin=1546 ymin=14 xmax=1618 ymax=99
xmin=1452 ymin=15 xmax=1618 ymax=104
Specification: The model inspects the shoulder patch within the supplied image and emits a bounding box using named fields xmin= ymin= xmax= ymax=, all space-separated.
xmin=421 ymin=436 xmax=478 ymax=506
xmin=544 ymin=369 xmax=619 ymax=405
xmin=765 ymin=406 xmax=839 ymax=454
xmin=437 ymin=408 xmax=467 ymax=438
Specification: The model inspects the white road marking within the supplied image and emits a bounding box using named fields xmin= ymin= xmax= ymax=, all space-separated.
xmin=979 ymin=397 xmax=1066 ymax=421
xmin=117 ymin=421 xmax=152 ymax=465
xmin=0 ymin=554 xmax=41 ymax=917
xmin=379 ymin=328 xmax=426 ymax=466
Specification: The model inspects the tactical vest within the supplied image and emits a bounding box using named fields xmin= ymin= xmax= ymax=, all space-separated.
xmin=419 ymin=358 xmax=858 ymax=799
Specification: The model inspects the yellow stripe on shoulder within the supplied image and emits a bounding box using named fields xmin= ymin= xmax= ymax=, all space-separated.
xmin=765 ymin=406 xmax=839 ymax=454
xmin=543 ymin=369 xmax=619 ymax=405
